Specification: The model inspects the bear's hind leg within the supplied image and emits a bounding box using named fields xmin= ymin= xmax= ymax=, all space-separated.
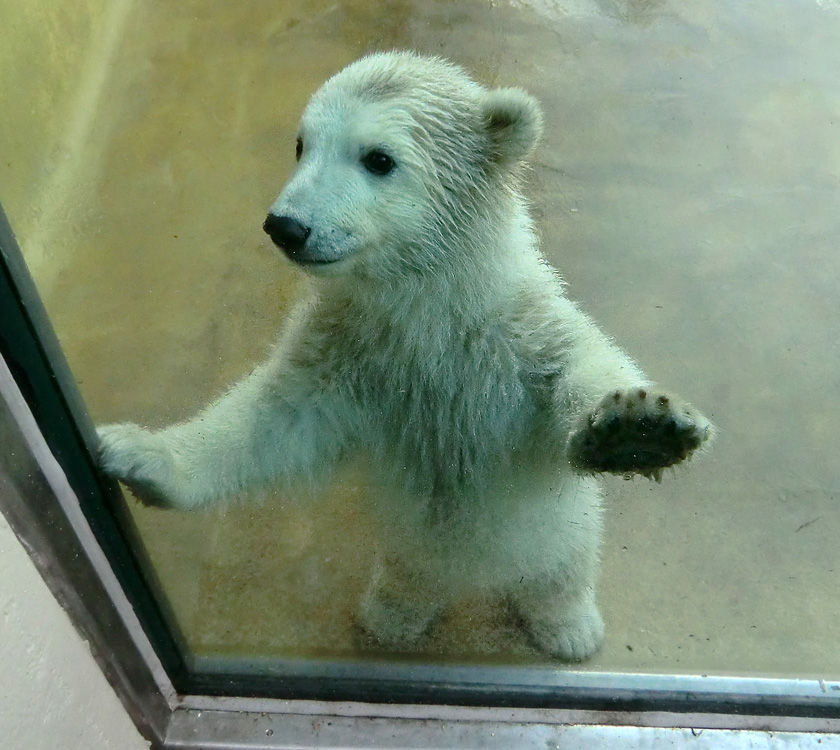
xmin=358 ymin=559 xmax=445 ymax=650
xmin=508 ymin=577 xmax=605 ymax=662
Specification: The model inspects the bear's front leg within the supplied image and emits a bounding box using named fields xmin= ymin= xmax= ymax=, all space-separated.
xmin=567 ymin=388 xmax=713 ymax=481
xmin=97 ymin=353 xmax=351 ymax=509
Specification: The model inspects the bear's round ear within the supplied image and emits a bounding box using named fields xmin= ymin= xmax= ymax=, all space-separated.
xmin=480 ymin=87 xmax=544 ymax=168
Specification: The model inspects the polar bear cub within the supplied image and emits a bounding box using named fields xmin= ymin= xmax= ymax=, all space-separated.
xmin=98 ymin=51 xmax=712 ymax=661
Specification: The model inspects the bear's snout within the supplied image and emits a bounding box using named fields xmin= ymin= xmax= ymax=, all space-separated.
xmin=263 ymin=214 xmax=311 ymax=257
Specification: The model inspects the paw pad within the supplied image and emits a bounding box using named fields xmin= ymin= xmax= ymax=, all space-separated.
xmin=568 ymin=388 xmax=712 ymax=480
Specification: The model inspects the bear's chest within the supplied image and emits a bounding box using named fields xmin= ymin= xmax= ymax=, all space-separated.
xmin=334 ymin=319 xmax=540 ymax=496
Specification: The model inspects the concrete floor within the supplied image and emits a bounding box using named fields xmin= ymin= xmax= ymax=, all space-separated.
xmin=11 ymin=0 xmax=840 ymax=678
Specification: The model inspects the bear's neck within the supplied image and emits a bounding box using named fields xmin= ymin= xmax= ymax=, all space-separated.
xmin=317 ymin=193 xmax=538 ymax=327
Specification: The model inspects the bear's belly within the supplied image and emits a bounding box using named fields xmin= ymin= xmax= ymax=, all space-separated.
xmin=362 ymin=463 xmax=602 ymax=592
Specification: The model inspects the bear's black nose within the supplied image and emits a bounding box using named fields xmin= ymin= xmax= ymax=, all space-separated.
xmin=263 ymin=214 xmax=310 ymax=253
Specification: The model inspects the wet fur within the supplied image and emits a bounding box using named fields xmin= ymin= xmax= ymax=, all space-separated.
xmin=97 ymin=52 xmax=711 ymax=661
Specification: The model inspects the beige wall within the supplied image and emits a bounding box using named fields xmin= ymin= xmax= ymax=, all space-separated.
xmin=1 ymin=0 xmax=102 ymax=226
xmin=0 ymin=513 xmax=149 ymax=749
xmin=0 ymin=0 xmax=133 ymax=289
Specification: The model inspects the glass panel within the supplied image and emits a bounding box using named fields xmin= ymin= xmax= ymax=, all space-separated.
xmin=2 ymin=0 xmax=839 ymax=688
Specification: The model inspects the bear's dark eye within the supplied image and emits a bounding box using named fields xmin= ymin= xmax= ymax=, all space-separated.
xmin=295 ymin=137 xmax=303 ymax=161
xmin=361 ymin=149 xmax=395 ymax=176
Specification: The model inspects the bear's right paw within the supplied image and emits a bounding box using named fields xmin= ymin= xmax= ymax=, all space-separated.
xmin=96 ymin=423 xmax=177 ymax=507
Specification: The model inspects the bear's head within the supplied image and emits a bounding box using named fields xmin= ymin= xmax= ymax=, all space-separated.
xmin=264 ymin=51 xmax=543 ymax=280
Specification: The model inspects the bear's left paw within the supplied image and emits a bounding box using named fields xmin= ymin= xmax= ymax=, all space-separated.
xmin=567 ymin=388 xmax=713 ymax=481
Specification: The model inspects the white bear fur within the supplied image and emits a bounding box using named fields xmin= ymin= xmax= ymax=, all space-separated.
xmin=98 ymin=52 xmax=711 ymax=661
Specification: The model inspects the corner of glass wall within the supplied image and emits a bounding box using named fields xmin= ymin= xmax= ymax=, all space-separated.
xmin=0 ymin=204 xmax=174 ymax=747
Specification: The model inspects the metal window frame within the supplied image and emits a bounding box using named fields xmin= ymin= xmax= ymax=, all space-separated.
xmin=2 ymin=202 xmax=840 ymax=749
